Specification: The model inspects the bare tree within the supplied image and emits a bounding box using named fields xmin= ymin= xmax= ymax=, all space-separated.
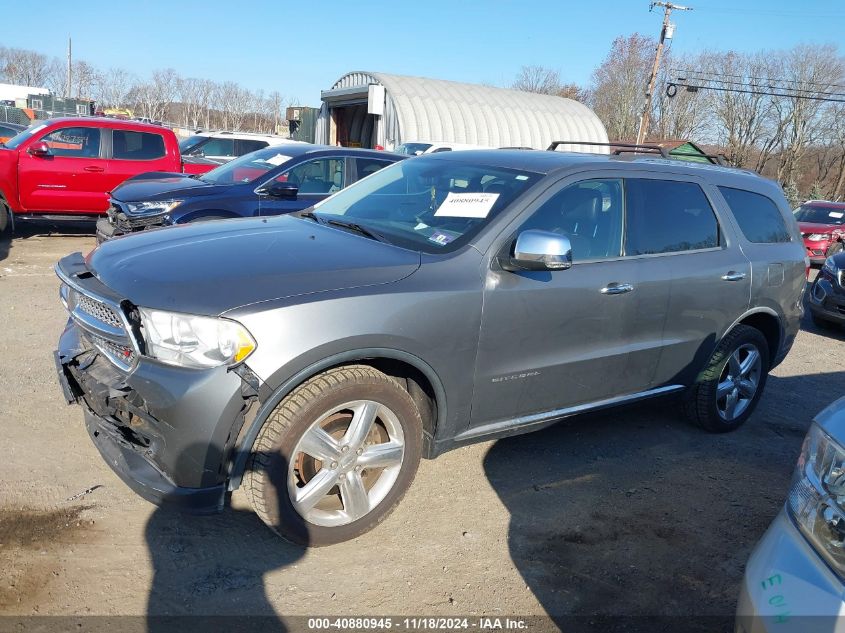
xmin=557 ymin=83 xmax=589 ymax=102
xmin=95 ymin=67 xmax=135 ymax=109
xmin=693 ymin=51 xmax=775 ymax=167
xmin=72 ymin=60 xmax=99 ymax=99
xmin=773 ymin=45 xmax=845 ymax=185
xmin=652 ymin=51 xmax=709 ymax=141
xmin=0 ymin=47 xmax=52 ymax=87
xmin=129 ymin=68 xmax=179 ymax=122
xmin=590 ymin=34 xmax=655 ymax=141
xmin=512 ymin=65 xmax=563 ymax=95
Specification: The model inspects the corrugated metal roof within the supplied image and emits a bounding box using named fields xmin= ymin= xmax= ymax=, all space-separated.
xmin=321 ymin=71 xmax=609 ymax=152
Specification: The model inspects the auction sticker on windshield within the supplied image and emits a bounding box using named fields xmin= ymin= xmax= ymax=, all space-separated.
xmin=434 ymin=192 xmax=499 ymax=218
xmin=264 ymin=154 xmax=292 ymax=166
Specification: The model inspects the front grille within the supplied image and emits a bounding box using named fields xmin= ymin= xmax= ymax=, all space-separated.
xmin=85 ymin=332 xmax=136 ymax=369
xmin=76 ymin=293 xmax=123 ymax=328
xmin=61 ymin=279 xmax=139 ymax=371
xmin=125 ymin=214 xmax=165 ymax=229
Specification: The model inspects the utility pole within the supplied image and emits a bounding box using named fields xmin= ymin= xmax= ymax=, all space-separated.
xmin=636 ymin=1 xmax=692 ymax=145
xmin=66 ymin=36 xmax=72 ymax=98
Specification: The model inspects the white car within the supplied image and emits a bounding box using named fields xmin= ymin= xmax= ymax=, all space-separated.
xmin=736 ymin=395 xmax=845 ymax=633
xmin=179 ymin=131 xmax=307 ymax=165
xmin=394 ymin=141 xmax=488 ymax=155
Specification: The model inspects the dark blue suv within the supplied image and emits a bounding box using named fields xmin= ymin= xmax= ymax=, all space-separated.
xmin=96 ymin=145 xmax=404 ymax=242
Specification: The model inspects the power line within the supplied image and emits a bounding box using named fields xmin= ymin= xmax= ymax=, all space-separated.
xmin=667 ymin=70 xmax=845 ymax=103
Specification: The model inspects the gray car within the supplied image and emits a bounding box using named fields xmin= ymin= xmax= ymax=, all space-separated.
xmin=55 ymin=149 xmax=806 ymax=545
xmin=736 ymin=396 xmax=845 ymax=633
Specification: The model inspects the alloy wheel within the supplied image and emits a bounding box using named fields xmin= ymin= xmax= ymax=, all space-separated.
xmin=716 ymin=343 xmax=762 ymax=422
xmin=287 ymin=400 xmax=405 ymax=527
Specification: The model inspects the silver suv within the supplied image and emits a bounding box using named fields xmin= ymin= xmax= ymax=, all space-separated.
xmin=55 ymin=148 xmax=806 ymax=545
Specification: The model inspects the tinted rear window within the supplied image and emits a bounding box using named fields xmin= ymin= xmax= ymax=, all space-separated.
xmin=625 ymin=179 xmax=720 ymax=255
xmin=237 ymin=139 xmax=268 ymax=155
xmin=113 ymin=130 xmax=166 ymax=160
xmin=719 ymin=187 xmax=792 ymax=243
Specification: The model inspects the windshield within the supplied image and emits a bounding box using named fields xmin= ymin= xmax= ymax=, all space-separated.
xmin=395 ymin=143 xmax=433 ymax=156
xmin=309 ymin=156 xmax=541 ymax=253
xmin=179 ymin=135 xmax=205 ymax=154
xmin=199 ymin=147 xmax=293 ymax=185
xmin=4 ymin=123 xmax=46 ymax=149
xmin=794 ymin=205 xmax=845 ymax=226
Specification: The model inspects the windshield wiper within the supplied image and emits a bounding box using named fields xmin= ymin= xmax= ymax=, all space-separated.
xmin=297 ymin=210 xmax=323 ymax=223
xmin=325 ymin=218 xmax=385 ymax=242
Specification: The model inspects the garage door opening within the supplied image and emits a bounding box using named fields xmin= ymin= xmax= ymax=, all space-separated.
xmin=332 ymin=103 xmax=376 ymax=148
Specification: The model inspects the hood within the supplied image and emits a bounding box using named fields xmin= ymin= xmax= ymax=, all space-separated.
xmin=85 ymin=215 xmax=421 ymax=315
xmin=111 ymin=173 xmax=233 ymax=203
xmin=799 ymin=221 xmax=844 ymax=235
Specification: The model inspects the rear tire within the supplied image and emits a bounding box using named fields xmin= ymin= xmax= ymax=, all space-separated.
xmin=684 ymin=325 xmax=770 ymax=433
xmin=0 ymin=202 xmax=8 ymax=233
xmin=243 ymin=365 xmax=423 ymax=546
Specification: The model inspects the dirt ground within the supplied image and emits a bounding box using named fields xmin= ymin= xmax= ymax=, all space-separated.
xmin=0 ymin=221 xmax=842 ymax=632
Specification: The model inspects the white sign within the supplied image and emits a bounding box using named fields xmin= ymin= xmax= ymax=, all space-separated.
xmin=829 ymin=211 xmax=844 ymax=219
xmin=264 ymin=154 xmax=292 ymax=167
xmin=434 ymin=192 xmax=499 ymax=218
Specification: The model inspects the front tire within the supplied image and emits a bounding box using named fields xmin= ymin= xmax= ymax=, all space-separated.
xmin=243 ymin=365 xmax=423 ymax=546
xmin=684 ymin=325 xmax=770 ymax=433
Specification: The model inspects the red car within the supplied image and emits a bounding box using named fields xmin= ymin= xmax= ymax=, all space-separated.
xmin=0 ymin=118 xmax=215 ymax=232
xmin=794 ymin=200 xmax=845 ymax=265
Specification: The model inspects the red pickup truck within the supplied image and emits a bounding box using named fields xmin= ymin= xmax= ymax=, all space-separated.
xmin=0 ymin=118 xmax=215 ymax=231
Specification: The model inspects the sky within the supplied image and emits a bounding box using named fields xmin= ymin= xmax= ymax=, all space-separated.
xmin=2 ymin=0 xmax=843 ymax=105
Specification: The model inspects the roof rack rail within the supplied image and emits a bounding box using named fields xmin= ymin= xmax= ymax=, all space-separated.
xmin=548 ymin=140 xmax=730 ymax=167
xmin=548 ymin=140 xmax=669 ymax=158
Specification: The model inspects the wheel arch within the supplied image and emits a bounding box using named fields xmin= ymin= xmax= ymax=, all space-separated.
xmin=175 ymin=208 xmax=244 ymax=223
xmin=722 ymin=307 xmax=782 ymax=370
xmin=227 ymin=348 xmax=447 ymax=491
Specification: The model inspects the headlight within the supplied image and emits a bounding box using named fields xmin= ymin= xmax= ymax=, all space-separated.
xmin=788 ymin=424 xmax=845 ymax=575
xmin=138 ymin=308 xmax=256 ymax=368
xmin=823 ymin=256 xmax=839 ymax=275
xmin=807 ymin=233 xmax=831 ymax=241
xmin=126 ymin=200 xmax=183 ymax=216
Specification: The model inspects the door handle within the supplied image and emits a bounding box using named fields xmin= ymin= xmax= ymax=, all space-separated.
xmin=600 ymin=283 xmax=634 ymax=295
xmin=83 ymin=166 xmax=104 ymax=172
xmin=721 ymin=271 xmax=747 ymax=281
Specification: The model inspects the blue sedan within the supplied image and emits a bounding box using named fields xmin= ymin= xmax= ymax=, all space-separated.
xmin=96 ymin=144 xmax=405 ymax=242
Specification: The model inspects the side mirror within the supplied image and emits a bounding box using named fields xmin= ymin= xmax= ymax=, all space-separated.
xmin=262 ymin=182 xmax=298 ymax=199
xmin=27 ymin=141 xmax=51 ymax=158
xmin=504 ymin=230 xmax=572 ymax=271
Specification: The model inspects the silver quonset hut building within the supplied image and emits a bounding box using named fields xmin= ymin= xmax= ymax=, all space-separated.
xmin=315 ymin=71 xmax=608 ymax=152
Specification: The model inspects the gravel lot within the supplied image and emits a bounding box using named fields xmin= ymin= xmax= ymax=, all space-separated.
xmin=1 ymin=221 xmax=843 ymax=632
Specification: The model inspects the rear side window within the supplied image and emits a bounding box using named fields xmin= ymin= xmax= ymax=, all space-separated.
xmin=195 ymin=137 xmax=235 ymax=158
xmin=718 ymin=187 xmax=792 ymax=243
xmin=625 ymin=179 xmax=720 ymax=255
xmin=112 ymin=130 xmax=166 ymax=160
xmin=236 ymin=139 xmax=268 ymax=155
xmin=355 ymin=158 xmax=393 ymax=181
xmin=41 ymin=127 xmax=101 ymax=158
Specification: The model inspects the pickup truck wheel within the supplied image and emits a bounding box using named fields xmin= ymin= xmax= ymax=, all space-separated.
xmin=683 ymin=325 xmax=769 ymax=433
xmin=0 ymin=202 xmax=8 ymax=233
xmin=243 ymin=365 xmax=422 ymax=546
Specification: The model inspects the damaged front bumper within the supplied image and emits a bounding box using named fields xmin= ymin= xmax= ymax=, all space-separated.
xmin=55 ymin=254 xmax=258 ymax=513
